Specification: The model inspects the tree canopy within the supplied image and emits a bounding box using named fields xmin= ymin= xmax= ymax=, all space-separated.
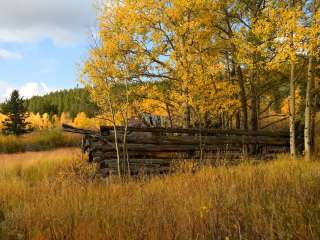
xmin=82 ymin=0 xmax=319 ymax=157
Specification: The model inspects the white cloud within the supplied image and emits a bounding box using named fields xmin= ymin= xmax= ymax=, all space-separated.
xmin=0 ymin=81 xmax=53 ymax=102
xmin=0 ymin=0 xmax=96 ymax=47
xmin=0 ymin=49 xmax=23 ymax=60
xmin=0 ymin=81 xmax=12 ymax=101
xmin=20 ymin=82 xmax=51 ymax=99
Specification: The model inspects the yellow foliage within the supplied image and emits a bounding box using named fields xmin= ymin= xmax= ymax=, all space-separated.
xmin=252 ymin=1 xmax=318 ymax=67
xmin=281 ymin=89 xmax=303 ymax=114
xmin=27 ymin=113 xmax=53 ymax=130
xmin=0 ymin=113 xmax=7 ymax=130
xmin=60 ymin=112 xmax=72 ymax=126
xmin=0 ymin=112 xmax=100 ymax=131
xmin=82 ymin=0 xmax=240 ymax=127
xmin=73 ymin=112 xmax=100 ymax=129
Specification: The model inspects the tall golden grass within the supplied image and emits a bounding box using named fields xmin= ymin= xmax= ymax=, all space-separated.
xmin=0 ymin=130 xmax=81 ymax=153
xmin=0 ymin=149 xmax=320 ymax=239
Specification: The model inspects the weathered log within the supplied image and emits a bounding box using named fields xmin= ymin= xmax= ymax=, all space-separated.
xmin=92 ymin=150 xmax=253 ymax=163
xmin=90 ymin=142 xmax=245 ymax=152
xmin=99 ymin=135 xmax=289 ymax=146
xmin=99 ymin=158 xmax=173 ymax=165
xmin=90 ymin=142 xmax=288 ymax=153
xmin=92 ymin=152 xmax=187 ymax=160
xmin=63 ymin=124 xmax=291 ymax=177
xmin=100 ymin=126 xmax=289 ymax=137
xmin=63 ymin=124 xmax=98 ymax=135
xmin=99 ymin=166 xmax=171 ymax=175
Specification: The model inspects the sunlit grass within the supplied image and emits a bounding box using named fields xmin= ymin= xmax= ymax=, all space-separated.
xmin=0 ymin=129 xmax=81 ymax=153
xmin=0 ymin=149 xmax=320 ymax=239
xmin=0 ymin=148 xmax=85 ymax=183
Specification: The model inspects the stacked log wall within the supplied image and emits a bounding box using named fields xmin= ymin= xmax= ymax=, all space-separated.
xmin=63 ymin=124 xmax=297 ymax=177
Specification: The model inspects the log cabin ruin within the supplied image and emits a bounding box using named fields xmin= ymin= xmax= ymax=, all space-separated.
xmin=63 ymin=124 xmax=300 ymax=177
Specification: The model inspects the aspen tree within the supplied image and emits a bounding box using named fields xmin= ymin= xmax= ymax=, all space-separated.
xmin=304 ymin=0 xmax=319 ymax=160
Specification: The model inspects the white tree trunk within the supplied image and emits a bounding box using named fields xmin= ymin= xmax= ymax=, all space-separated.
xmin=304 ymin=0 xmax=317 ymax=160
xmin=289 ymin=60 xmax=296 ymax=158
xmin=108 ymin=96 xmax=121 ymax=177
xmin=304 ymin=56 xmax=314 ymax=160
xmin=311 ymin=0 xmax=319 ymax=154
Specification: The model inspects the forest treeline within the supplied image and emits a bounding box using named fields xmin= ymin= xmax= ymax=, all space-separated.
xmin=25 ymin=88 xmax=98 ymax=118
xmin=0 ymin=89 xmax=100 ymax=134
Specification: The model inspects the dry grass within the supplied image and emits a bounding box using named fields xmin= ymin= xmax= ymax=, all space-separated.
xmin=0 ymin=130 xmax=81 ymax=153
xmin=0 ymin=148 xmax=91 ymax=185
xmin=0 ymin=149 xmax=320 ymax=240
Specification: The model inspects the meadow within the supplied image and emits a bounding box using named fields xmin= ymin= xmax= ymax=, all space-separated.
xmin=0 ymin=148 xmax=320 ymax=240
xmin=0 ymin=130 xmax=81 ymax=153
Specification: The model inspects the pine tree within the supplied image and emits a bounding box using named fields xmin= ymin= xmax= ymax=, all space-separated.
xmin=1 ymin=90 xmax=31 ymax=135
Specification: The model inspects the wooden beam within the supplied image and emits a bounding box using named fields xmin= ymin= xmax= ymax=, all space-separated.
xmin=100 ymin=126 xmax=289 ymax=137
xmin=62 ymin=124 xmax=97 ymax=135
xmin=92 ymin=135 xmax=289 ymax=148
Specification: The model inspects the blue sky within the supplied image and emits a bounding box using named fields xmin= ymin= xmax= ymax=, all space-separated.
xmin=0 ymin=0 xmax=97 ymax=101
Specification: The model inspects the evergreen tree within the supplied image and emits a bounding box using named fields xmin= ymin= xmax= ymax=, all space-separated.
xmin=1 ymin=90 xmax=31 ymax=135
xmin=25 ymin=88 xmax=98 ymax=118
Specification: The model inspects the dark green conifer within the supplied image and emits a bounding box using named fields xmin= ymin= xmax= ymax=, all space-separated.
xmin=1 ymin=90 xmax=31 ymax=135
